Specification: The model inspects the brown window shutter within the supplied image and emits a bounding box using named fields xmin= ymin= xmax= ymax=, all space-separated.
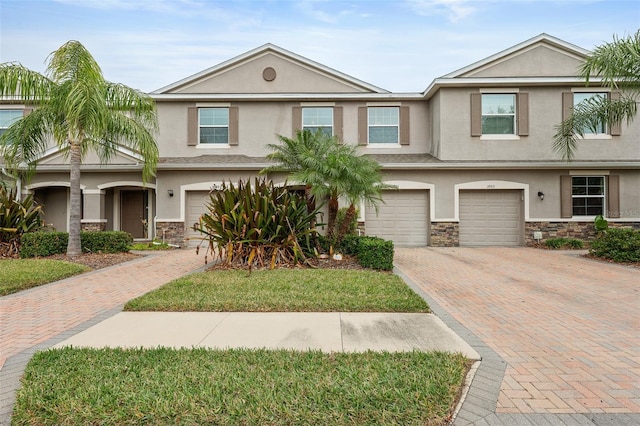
xmin=228 ymin=107 xmax=239 ymax=146
xmin=358 ymin=107 xmax=367 ymax=145
xmin=399 ymin=106 xmax=410 ymax=145
xmin=517 ymin=93 xmax=529 ymax=136
xmin=333 ymin=106 xmax=343 ymax=142
xmin=292 ymin=106 xmax=302 ymax=136
xmin=607 ymin=175 xmax=620 ymax=218
xmin=22 ymin=108 xmax=33 ymax=116
xmin=609 ymin=92 xmax=622 ymax=136
xmin=470 ymin=93 xmax=481 ymax=136
xmin=187 ymin=107 xmax=197 ymax=146
xmin=560 ymin=175 xmax=573 ymax=218
xmin=562 ymin=92 xmax=573 ymax=122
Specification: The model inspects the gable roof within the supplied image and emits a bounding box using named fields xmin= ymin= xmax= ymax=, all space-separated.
xmin=153 ymin=43 xmax=389 ymax=94
xmin=442 ymin=33 xmax=590 ymax=79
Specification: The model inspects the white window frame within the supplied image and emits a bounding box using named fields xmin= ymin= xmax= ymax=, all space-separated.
xmin=198 ymin=107 xmax=229 ymax=145
xmin=302 ymin=107 xmax=333 ymax=137
xmin=571 ymin=175 xmax=606 ymax=217
xmin=368 ymin=107 xmax=399 ymax=145
xmin=573 ymin=92 xmax=609 ymax=138
xmin=0 ymin=109 xmax=23 ymax=137
xmin=481 ymin=93 xmax=517 ymax=136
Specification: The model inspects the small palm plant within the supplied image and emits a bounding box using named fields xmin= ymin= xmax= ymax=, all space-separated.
xmin=0 ymin=185 xmax=43 ymax=257
xmin=194 ymin=178 xmax=320 ymax=270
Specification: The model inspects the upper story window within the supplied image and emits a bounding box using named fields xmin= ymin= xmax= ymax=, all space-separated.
xmin=199 ymin=108 xmax=229 ymax=144
xmin=0 ymin=109 xmax=22 ymax=136
xmin=481 ymin=94 xmax=516 ymax=135
xmin=572 ymin=176 xmax=605 ymax=216
xmin=470 ymin=92 xmax=528 ymax=137
xmin=302 ymin=107 xmax=333 ymax=137
xmin=368 ymin=107 xmax=399 ymax=144
xmin=573 ymin=92 xmax=607 ymax=134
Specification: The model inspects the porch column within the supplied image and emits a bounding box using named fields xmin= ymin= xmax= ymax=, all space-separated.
xmin=81 ymin=189 xmax=107 ymax=231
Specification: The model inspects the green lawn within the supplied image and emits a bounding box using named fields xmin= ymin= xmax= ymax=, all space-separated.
xmin=125 ymin=268 xmax=430 ymax=312
xmin=0 ymin=259 xmax=90 ymax=296
xmin=13 ymin=347 xmax=468 ymax=426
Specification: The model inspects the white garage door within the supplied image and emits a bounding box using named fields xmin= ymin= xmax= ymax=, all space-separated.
xmin=459 ymin=190 xmax=523 ymax=246
xmin=365 ymin=190 xmax=429 ymax=247
xmin=185 ymin=191 xmax=213 ymax=247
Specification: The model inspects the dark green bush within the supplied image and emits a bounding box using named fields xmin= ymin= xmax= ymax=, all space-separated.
xmin=338 ymin=234 xmax=361 ymax=256
xmin=356 ymin=236 xmax=394 ymax=271
xmin=545 ymin=238 xmax=566 ymax=249
xmin=20 ymin=232 xmax=68 ymax=258
xmin=544 ymin=237 xmax=584 ymax=250
xmin=566 ymin=238 xmax=584 ymax=249
xmin=81 ymin=231 xmax=133 ymax=253
xmin=20 ymin=231 xmax=132 ymax=258
xmin=590 ymin=228 xmax=640 ymax=263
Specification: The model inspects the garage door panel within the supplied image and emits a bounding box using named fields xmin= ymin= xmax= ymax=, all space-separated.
xmin=186 ymin=191 xmax=213 ymax=246
xmin=365 ymin=190 xmax=429 ymax=247
xmin=459 ymin=190 xmax=523 ymax=246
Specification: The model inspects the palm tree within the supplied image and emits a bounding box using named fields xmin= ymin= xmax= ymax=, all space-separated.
xmin=262 ymin=129 xmax=388 ymax=244
xmin=0 ymin=40 xmax=158 ymax=256
xmin=554 ymin=31 xmax=639 ymax=160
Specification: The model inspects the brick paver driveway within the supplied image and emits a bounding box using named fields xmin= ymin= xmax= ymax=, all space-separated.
xmin=395 ymin=247 xmax=639 ymax=422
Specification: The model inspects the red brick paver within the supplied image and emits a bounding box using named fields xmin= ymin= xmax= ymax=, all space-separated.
xmin=0 ymin=249 xmax=205 ymax=370
xmin=395 ymin=247 xmax=640 ymax=415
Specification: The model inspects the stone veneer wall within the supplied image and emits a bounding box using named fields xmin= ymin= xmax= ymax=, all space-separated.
xmin=430 ymin=222 xmax=459 ymax=247
xmin=525 ymin=221 xmax=640 ymax=246
xmin=155 ymin=222 xmax=186 ymax=247
xmin=81 ymin=222 xmax=106 ymax=232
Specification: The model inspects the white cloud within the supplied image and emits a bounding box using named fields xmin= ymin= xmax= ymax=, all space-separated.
xmin=405 ymin=0 xmax=476 ymax=22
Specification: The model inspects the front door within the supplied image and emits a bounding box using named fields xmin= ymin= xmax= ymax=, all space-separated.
xmin=120 ymin=190 xmax=146 ymax=238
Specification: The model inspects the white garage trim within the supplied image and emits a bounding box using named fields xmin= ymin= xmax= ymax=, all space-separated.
xmin=454 ymin=180 xmax=530 ymax=221
xmin=97 ymin=181 xmax=156 ymax=190
xmin=381 ymin=181 xmax=435 ymax=221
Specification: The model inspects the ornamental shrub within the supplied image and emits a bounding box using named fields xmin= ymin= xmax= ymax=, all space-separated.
xmin=356 ymin=236 xmax=394 ymax=271
xmin=0 ymin=186 xmax=43 ymax=257
xmin=590 ymin=228 xmax=640 ymax=263
xmin=20 ymin=231 xmax=132 ymax=257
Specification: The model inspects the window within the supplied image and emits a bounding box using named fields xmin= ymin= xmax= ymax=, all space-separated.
xmin=0 ymin=109 xmax=22 ymax=136
xmin=573 ymin=92 xmax=607 ymax=134
xmin=368 ymin=107 xmax=399 ymax=144
xmin=199 ymin=108 xmax=229 ymax=144
xmin=481 ymin=94 xmax=516 ymax=134
xmin=572 ymin=176 xmax=604 ymax=216
xmin=302 ymin=107 xmax=333 ymax=137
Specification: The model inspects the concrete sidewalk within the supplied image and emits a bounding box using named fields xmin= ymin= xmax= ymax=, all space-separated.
xmin=53 ymin=311 xmax=480 ymax=358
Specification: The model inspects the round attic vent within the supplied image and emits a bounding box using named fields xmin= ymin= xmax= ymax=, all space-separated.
xmin=262 ymin=67 xmax=276 ymax=81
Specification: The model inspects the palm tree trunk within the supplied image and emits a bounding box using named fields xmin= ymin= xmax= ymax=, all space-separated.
xmin=67 ymin=141 xmax=82 ymax=257
xmin=336 ymin=203 xmax=357 ymax=245
xmin=326 ymin=195 xmax=339 ymax=242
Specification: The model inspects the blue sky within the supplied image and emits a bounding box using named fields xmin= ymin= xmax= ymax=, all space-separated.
xmin=1 ymin=0 xmax=639 ymax=93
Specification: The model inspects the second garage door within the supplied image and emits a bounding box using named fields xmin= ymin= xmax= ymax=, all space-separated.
xmin=459 ymin=190 xmax=523 ymax=246
xmin=364 ymin=190 xmax=429 ymax=247
xmin=185 ymin=191 xmax=213 ymax=247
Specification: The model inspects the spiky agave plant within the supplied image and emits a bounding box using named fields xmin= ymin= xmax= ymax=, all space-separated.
xmin=194 ymin=177 xmax=321 ymax=270
xmin=0 ymin=185 xmax=43 ymax=256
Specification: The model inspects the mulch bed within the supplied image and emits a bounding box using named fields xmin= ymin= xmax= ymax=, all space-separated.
xmin=45 ymin=252 xmax=142 ymax=270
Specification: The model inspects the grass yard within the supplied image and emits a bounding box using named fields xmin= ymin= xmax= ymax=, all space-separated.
xmin=13 ymin=347 xmax=468 ymax=426
xmin=125 ymin=268 xmax=430 ymax=312
xmin=0 ymin=259 xmax=90 ymax=296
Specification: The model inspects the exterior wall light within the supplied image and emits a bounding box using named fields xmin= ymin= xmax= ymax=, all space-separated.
xmin=168 ymin=190 xmax=174 ymax=197
xmin=537 ymin=191 xmax=544 ymax=200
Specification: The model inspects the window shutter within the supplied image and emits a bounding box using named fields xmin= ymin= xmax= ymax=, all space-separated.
xmin=187 ymin=107 xmax=197 ymax=146
xmin=607 ymin=175 xmax=620 ymax=218
xmin=333 ymin=106 xmax=343 ymax=142
xmin=560 ymin=175 xmax=573 ymax=218
xmin=228 ymin=107 xmax=239 ymax=146
xmin=470 ymin=93 xmax=481 ymax=136
xmin=517 ymin=92 xmax=529 ymax=136
xmin=562 ymin=92 xmax=573 ymax=122
xmin=358 ymin=107 xmax=367 ymax=145
xmin=292 ymin=107 xmax=302 ymax=136
xmin=399 ymin=106 xmax=410 ymax=145
xmin=610 ymin=92 xmax=622 ymax=136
